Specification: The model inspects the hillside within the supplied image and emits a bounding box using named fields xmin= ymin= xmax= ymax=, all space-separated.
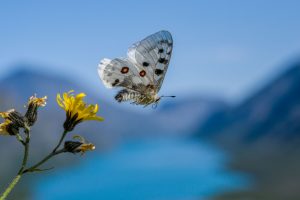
xmin=195 ymin=61 xmax=300 ymax=199
xmin=198 ymin=61 xmax=300 ymax=143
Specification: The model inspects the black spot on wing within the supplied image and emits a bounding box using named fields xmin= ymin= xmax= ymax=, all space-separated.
xmin=143 ymin=62 xmax=149 ymax=67
xmin=112 ymin=79 xmax=119 ymax=86
xmin=155 ymin=69 xmax=164 ymax=76
xmin=158 ymin=58 xmax=168 ymax=64
xmin=158 ymin=58 xmax=165 ymax=63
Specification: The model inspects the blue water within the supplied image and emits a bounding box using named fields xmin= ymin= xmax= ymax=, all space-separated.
xmin=34 ymin=139 xmax=246 ymax=200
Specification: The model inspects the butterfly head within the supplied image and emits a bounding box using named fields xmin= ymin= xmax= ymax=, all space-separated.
xmin=151 ymin=95 xmax=176 ymax=109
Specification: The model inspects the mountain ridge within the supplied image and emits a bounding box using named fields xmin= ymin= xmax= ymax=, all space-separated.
xmin=197 ymin=61 xmax=300 ymax=143
xmin=194 ymin=60 xmax=300 ymax=199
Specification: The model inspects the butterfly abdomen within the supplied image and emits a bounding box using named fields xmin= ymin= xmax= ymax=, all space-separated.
xmin=115 ymin=89 xmax=143 ymax=103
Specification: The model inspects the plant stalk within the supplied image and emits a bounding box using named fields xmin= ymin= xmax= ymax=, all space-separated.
xmin=53 ymin=130 xmax=68 ymax=153
xmin=23 ymin=130 xmax=68 ymax=173
xmin=0 ymin=175 xmax=21 ymax=200
xmin=18 ymin=130 xmax=30 ymax=174
xmin=0 ymin=129 xmax=68 ymax=198
xmin=0 ymin=129 xmax=31 ymax=200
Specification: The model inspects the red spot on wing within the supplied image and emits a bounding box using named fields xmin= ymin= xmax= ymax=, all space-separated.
xmin=139 ymin=70 xmax=146 ymax=77
xmin=121 ymin=67 xmax=129 ymax=74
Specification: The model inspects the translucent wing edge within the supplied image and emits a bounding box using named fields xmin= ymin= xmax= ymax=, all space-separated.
xmin=98 ymin=58 xmax=113 ymax=88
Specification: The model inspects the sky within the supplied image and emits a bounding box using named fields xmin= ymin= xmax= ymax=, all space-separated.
xmin=1 ymin=0 xmax=300 ymax=103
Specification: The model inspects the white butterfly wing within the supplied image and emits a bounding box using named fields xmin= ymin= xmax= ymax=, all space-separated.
xmin=98 ymin=58 xmax=151 ymax=92
xmin=127 ymin=30 xmax=173 ymax=92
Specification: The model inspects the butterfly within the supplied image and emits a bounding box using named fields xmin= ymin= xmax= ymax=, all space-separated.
xmin=98 ymin=30 xmax=175 ymax=108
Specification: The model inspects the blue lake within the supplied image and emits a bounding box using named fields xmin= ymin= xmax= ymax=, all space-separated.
xmin=33 ymin=138 xmax=246 ymax=200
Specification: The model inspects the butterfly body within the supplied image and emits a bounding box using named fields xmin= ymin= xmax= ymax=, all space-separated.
xmin=115 ymin=89 xmax=159 ymax=106
xmin=98 ymin=30 xmax=173 ymax=106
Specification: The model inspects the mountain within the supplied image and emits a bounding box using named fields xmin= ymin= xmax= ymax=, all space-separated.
xmin=0 ymin=64 xmax=225 ymax=199
xmin=197 ymin=61 xmax=300 ymax=143
xmin=194 ymin=61 xmax=300 ymax=199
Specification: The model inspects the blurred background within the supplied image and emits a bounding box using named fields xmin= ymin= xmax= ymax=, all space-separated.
xmin=1 ymin=0 xmax=300 ymax=199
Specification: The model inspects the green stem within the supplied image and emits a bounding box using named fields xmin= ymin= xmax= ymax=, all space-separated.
xmin=15 ymin=134 xmax=25 ymax=146
xmin=0 ymin=175 xmax=21 ymax=200
xmin=18 ymin=130 xmax=30 ymax=174
xmin=23 ymin=149 xmax=66 ymax=173
xmin=23 ymin=130 xmax=68 ymax=174
xmin=0 ymin=130 xmax=68 ymax=198
xmin=0 ymin=129 xmax=30 ymax=200
xmin=53 ymin=130 xmax=68 ymax=153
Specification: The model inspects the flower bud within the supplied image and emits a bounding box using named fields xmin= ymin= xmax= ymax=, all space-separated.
xmin=0 ymin=120 xmax=20 ymax=136
xmin=64 ymin=141 xmax=95 ymax=154
xmin=0 ymin=109 xmax=27 ymax=129
xmin=25 ymin=95 xmax=47 ymax=126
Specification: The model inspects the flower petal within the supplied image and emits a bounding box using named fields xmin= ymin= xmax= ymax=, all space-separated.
xmin=56 ymin=94 xmax=65 ymax=109
xmin=85 ymin=115 xmax=104 ymax=121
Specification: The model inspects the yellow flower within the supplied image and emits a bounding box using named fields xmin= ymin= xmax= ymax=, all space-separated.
xmin=0 ymin=119 xmax=19 ymax=136
xmin=56 ymin=90 xmax=104 ymax=131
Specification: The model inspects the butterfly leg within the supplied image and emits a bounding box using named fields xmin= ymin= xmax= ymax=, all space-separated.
xmin=140 ymin=95 xmax=148 ymax=104
xmin=152 ymin=103 xmax=158 ymax=109
xmin=130 ymin=100 xmax=139 ymax=105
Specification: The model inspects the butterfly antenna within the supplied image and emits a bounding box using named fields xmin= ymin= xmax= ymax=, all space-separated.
xmin=161 ymin=95 xmax=176 ymax=98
